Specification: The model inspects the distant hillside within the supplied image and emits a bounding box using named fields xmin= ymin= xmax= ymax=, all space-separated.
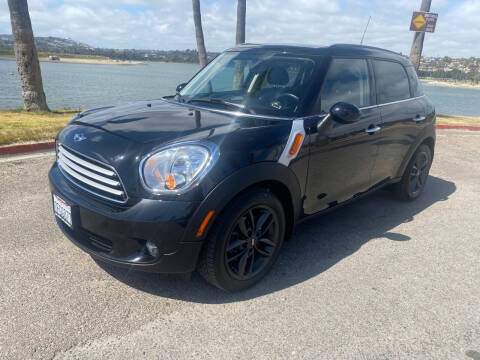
xmin=0 ymin=34 xmax=217 ymax=64
xmin=0 ymin=34 xmax=94 ymax=52
xmin=419 ymin=56 xmax=480 ymax=84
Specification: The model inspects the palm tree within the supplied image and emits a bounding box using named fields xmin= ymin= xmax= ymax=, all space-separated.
xmin=192 ymin=0 xmax=208 ymax=68
xmin=236 ymin=0 xmax=246 ymax=45
xmin=7 ymin=0 xmax=48 ymax=111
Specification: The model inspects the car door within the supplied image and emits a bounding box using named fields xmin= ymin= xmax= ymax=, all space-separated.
xmin=303 ymin=57 xmax=381 ymax=215
xmin=370 ymin=60 xmax=427 ymax=186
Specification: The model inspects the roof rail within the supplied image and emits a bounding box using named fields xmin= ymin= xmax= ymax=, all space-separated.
xmin=329 ymin=43 xmax=401 ymax=56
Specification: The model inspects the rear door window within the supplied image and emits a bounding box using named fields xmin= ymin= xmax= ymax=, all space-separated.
xmin=320 ymin=58 xmax=372 ymax=113
xmin=374 ymin=60 xmax=411 ymax=104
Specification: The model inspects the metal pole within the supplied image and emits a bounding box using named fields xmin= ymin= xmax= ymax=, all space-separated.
xmin=409 ymin=0 xmax=432 ymax=71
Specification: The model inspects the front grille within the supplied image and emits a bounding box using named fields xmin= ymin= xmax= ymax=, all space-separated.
xmin=57 ymin=145 xmax=127 ymax=204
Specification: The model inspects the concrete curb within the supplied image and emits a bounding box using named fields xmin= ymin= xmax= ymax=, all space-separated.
xmin=1 ymin=123 xmax=479 ymax=156
xmin=0 ymin=141 xmax=55 ymax=156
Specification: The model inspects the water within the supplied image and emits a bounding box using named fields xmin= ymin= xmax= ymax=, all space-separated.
xmin=0 ymin=60 xmax=200 ymax=110
xmin=1 ymin=59 xmax=479 ymax=116
xmin=420 ymin=83 xmax=480 ymax=117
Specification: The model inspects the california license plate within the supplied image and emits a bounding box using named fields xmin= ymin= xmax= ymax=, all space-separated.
xmin=53 ymin=194 xmax=72 ymax=228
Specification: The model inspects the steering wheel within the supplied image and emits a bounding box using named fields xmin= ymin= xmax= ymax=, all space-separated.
xmin=271 ymin=93 xmax=300 ymax=110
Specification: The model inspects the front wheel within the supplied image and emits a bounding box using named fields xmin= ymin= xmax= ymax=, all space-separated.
xmin=197 ymin=188 xmax=285 ymax=292
xmin=395 ymin=144 xmax=432 ymax=201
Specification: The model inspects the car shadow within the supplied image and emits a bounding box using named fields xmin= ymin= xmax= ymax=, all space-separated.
xmin=96 ymin=175 xmax=456 ymax=303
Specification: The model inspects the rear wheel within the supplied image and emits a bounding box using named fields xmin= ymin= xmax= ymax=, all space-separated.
xmin=395 ymin=144 xmax=432 ymax=201
xmin=197 ymin=188 xmax=285 ymax=292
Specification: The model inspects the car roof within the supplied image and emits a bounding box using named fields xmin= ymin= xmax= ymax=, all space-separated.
xmin=228 ymin=43 xmax=412 ymax=66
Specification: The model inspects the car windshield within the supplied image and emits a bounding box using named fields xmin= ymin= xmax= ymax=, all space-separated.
xmin=177 ymin=51 xmax=322 ymax=117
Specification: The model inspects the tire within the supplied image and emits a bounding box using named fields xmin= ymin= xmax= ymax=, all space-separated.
xmin=197 ymin=188 xmax=286 ymax=292
xmin=394 ymin=144 xmax=432 ymax=201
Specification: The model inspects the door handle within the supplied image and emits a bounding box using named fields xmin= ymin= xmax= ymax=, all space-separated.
xmin=413 ymin=115 xmax=426 ymax=122
xmin=366 ymin=125 xmax=381 ymax=134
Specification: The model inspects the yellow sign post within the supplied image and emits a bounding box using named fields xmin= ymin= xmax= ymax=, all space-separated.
xmin=410 ymin=11 xmax=438 ymax=33
xmin=413 ymin=14 xmax=427 ymax=29
xmin=409 ymin=1 xmax=437 ymax=71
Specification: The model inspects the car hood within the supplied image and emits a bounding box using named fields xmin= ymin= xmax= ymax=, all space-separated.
xmin=57 ymin=99 xmax=294 ymax=201
xmin=72 ymin=99 xmax=237 ymax=144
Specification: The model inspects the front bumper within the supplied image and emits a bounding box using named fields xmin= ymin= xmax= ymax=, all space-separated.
xmin=49 ymin=163 xmax=203 ymax=273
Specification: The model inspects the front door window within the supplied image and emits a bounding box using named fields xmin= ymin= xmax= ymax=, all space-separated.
xmin=320 ymin=58 xmax=371 ymax=113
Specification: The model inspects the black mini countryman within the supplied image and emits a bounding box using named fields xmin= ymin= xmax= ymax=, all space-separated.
xmin=50 ymin=44 xmax=435 ymax=291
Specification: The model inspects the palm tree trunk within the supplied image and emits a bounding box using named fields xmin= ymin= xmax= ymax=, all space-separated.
xmin=192 ymin=0 xmax=208 ymax=68
xmin=8 ymin=0 xmax=49 ymax=111
xmin=236 ymin=0 xmax=246 ymax=45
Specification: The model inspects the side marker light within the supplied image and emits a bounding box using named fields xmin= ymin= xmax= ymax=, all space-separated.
xmin=289 ymin=133 xmax=304 ymax=155
xmin=196 ymin=210 xmax=215 ymax=237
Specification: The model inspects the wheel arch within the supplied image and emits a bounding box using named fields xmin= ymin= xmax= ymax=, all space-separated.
xmin=231 ymin=179 xmax=295 ymax=241
xmin=421 ymin=136 xmax=435 ymax=158
xmin=395 ymin=125 xmax=436 ymax=179
xmin=183 ymin=162 xmax=303 ymax=245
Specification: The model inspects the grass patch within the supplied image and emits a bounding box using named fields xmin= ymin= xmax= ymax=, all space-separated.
xmin=0 ymin=109 xmax=79 ymax=146
xmin=0 ymin=110 xmax=479 ymax=147
xmin=437 ymin=114 xmax=480 ymax=126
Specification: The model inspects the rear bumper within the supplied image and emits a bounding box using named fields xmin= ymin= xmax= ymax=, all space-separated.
xmin=49 ymin=163 xmax=203 ymax=273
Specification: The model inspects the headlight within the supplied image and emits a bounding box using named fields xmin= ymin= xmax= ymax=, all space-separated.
xmin=140 ymin=142 xmax=219 ymax=194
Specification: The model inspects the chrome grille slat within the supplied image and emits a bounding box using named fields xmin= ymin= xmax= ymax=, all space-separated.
xmin=60 ymin=146 xmax=115 ymax=176
xmin=58 ymin=159 xmax=124 ymax=196
xmin=58 ymin=153 xmax=120 ymax=187
xmin=57 ymin=145 xmax=127 ymax=203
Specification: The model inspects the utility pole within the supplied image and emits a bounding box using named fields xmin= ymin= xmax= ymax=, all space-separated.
xmin=236 ymin=0 xmax=246 ymax=45
xmin=409 ymin=0 xmax=432 ymax=71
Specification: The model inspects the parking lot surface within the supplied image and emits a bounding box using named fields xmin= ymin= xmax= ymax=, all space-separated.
xmin=1 ymin=131 xmax=479 ymax=359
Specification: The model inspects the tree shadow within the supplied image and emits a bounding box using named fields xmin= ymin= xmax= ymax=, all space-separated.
xmin=96 ymin=176 xmax=456 ymax=303
xmin=466 ymin=350 xmax=480 ymax=360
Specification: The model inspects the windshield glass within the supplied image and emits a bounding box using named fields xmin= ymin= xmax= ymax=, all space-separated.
xmin=178 ymin=51 xmax=322 ymax=117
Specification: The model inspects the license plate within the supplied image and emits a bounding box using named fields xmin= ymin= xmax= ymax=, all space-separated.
xmin=53 ymin=194 xmax=72 ymax=228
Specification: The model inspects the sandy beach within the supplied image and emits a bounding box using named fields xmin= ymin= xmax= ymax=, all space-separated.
xmin=0 ymin=55 xmax=146 ymax=66
xmin=420 ymin=78 xmax=480 ymax=90
xmin=41 ymin=57 xmax=146 ymax=66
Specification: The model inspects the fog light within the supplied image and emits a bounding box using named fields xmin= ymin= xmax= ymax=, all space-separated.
xmin=146 ymin=241 xmax=159 ymax=258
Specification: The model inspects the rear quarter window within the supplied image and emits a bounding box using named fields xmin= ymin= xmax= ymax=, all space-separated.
xmin=373 ymin=60 xmax=411 ymax=104
xmin=405 ymin=65 xmax=424 ymax=97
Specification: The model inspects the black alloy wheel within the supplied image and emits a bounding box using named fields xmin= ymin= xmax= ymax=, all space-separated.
xmin=395 ymin=144 xmax=432 ymax=200
xmin=225 ymin=205 xmax=279 ymax=280
xmin=197 ymin=188 xmax=286 ymax=292
xmin=408 ymin=151 xmax=429 ymax=197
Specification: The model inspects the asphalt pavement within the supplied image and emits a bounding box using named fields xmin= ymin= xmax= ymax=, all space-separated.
xmin=0 ymin=131 xmax=479 ymax=359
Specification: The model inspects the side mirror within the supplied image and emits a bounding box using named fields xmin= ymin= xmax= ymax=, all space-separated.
xmin=176 ymin=82 xmax=187 ymax=93
xmin=329 ymin=102 xmax=361 ymax=124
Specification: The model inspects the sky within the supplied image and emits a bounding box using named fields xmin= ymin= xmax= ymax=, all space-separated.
xmin=0 ymin=0 xmax=479 ymax=57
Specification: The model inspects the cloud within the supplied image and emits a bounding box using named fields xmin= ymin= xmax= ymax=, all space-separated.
xmin=0 ymin=0 xmax=478 ymax=57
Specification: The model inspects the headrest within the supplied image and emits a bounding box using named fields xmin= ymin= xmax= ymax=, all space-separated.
xmin=267 ymin=67 xmax=289 ymax=86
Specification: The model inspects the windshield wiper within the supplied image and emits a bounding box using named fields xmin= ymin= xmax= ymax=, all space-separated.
xmin=187 ymin=97 xmax=246 ymax=111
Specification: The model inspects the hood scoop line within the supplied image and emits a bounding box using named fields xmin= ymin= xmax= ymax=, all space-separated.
xmin=73 ymin=121 xmax=139 ymax=143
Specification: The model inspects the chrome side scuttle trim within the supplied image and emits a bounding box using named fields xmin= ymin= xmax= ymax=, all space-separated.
xmin=278 ymin=119 xmax=306 ymax=167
